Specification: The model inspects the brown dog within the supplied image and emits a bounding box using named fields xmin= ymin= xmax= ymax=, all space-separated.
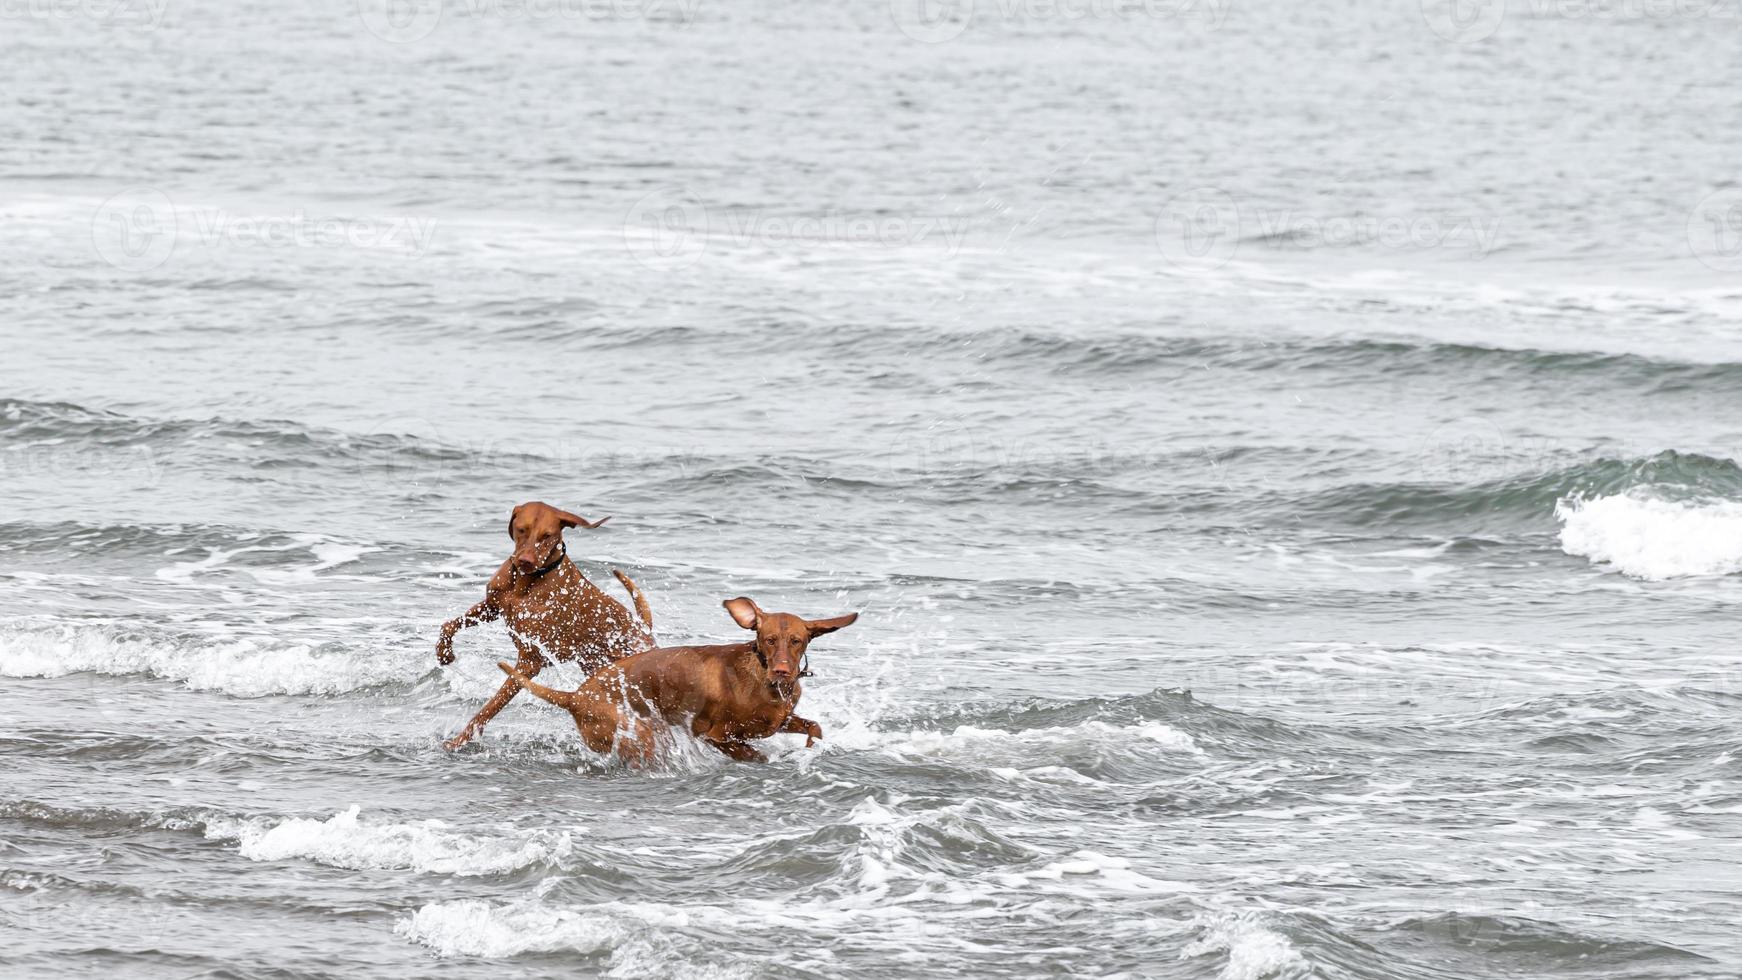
xmin=436 ymin=501 xmax=655 ymax=750
xmin=499 ymin=596 xmax=857 ymax=764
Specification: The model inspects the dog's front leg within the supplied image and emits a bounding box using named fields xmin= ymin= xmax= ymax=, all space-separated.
xmin=779 ymin=714 xmax=823 ymax=747
xmin=436 ymin=597 xmax=499 ymax=666
xmin=444 ymin=654 xmax=542 ymax=751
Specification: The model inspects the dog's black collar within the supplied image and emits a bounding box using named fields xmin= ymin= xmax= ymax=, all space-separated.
xmin=524 ymin=542 xmax=567 ymax=578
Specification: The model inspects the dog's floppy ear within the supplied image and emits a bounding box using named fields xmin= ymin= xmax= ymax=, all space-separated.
xmin=508 ymin=504 xmax=523 ymax=540
xmin=805 ymin=612 xmax=858 ymax=637
xmin=555 ymin=508 xmax=609 ymax=530
xmin=723 ymin=597 xmax=762 ymax=630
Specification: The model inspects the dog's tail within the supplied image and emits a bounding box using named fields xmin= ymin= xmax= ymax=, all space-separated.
xmin=612 ymin=569 xmax=655 ymax=631
xmin=498 ymin=662 xmax=581 ymax=710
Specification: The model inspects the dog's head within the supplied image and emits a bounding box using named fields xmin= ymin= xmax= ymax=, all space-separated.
xmin=508 ymin=501 xmax=608 ymax=572
xmin=723 ymin=596 xmax=857 ymax=694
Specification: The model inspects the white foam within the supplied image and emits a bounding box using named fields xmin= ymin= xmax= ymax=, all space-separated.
xmin=1182 ymin=913 xmax=1309 ymax=980
xmin=1556 ymin=493 xmax=1742 ymax=580
xmin=397 ymin=897 xmax=627 ymax=957
xmin=396 ymin=896 xmax=748 ymax=978
xmin=1013 ymin=849 xmax=1201 ymax=896
xmin=0 ymin=622 xmax=423 ymax=698
xmin=1627 ymin=806 xmax=1702 ymax=840
xmin=842 ymin=795 xmax=910 ymax=894
xmin=205 ymin=806 xmax=570 ymax=875
xmin=834 ymin=796 xmax=1198 ymax=907
xmin=153 ymin=533 xmax=376 ymax=584
xmin=853 ymin=719 xmax=1203 ymax=760
xmin=389 ymin=809 xmax=1195 ymax=968
xmin=989 ymin=764 xmax=1101 ymax=785
xmin=250 ymin=540 xmax=376 ymax=584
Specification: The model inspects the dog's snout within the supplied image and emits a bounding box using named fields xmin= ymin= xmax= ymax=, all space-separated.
xmin=767 ymin=650 xmax=800 ymax=682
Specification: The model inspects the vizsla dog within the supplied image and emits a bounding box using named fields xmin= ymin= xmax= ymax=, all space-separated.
xmin=500 ymin=596 xmax=857 ymax=764
xmin=436 ymin=501 xmax=655 ymax=750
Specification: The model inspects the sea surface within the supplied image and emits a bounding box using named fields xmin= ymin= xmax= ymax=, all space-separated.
xmin=3 ymin=1 xmax=1742 ymax=977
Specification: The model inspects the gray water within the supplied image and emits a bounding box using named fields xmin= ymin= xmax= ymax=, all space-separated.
xmin=4 ymin=1 xmax=1742 ymax=977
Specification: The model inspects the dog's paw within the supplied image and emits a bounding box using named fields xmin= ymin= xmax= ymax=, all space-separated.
xmin=804 ymin=721 xmax=824 ymax=747
xmin=435 ymin=639 xmax=456 ymax=666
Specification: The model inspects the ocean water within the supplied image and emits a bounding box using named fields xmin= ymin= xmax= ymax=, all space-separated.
xmin=4 ymin=1 xmax=1742 ymax=977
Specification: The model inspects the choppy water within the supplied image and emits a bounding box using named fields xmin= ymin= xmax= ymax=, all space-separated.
xmin=5 ymin=2 xmax=1742 ymax=978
